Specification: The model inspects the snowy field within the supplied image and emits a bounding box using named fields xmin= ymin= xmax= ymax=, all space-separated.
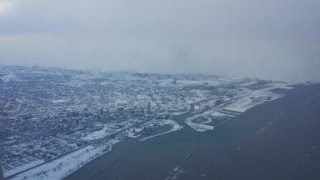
xmin=11 ymin=140 xmax=119 ymax=180
xmin=224 ymin=83 xmax=294 ymax=113
xmin=185 ymin=82 xmax=295 ymax=132
xmin=81 ymin=124 xmax=116 ymax=141
xmin=140 ymin=120 xmax=183 ymax=141
xmin=185 ymin=121 xmax=214 ymax=132
xmin=4 ymin=160 xmax=44 ymax=178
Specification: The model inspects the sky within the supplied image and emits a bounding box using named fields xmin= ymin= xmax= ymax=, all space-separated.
xmin=0 ymin=0 xmax=319 ymax=81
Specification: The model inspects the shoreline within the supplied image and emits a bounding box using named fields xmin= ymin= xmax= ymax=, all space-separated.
xmin=7 ymin=119 xmax=184 ymax=180
xmin=66 ymin=84 xmax=320 ymax=180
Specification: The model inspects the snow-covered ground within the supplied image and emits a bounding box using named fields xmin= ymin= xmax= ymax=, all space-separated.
xmin=81 ymin=125 xmax=115 ymax=141
xmin=188 ymin=110 xmax=234 ymax=122
xmin=185 ymin=109 xmax=233 ymax=132
xmin=126 ymin=128 xmax=142 ymax=138
xmin=12 ymin=139 xmax=119 ymax=180
xmin=185 ymin=82 xmax=295 ymax=132
xmin=4 ymin=160 xmax=45 ymax=178
xmin=140 ymin=120 xmax=183 ymax=141
xmin=82 ymin=119 xmax=140 ymax=141
xmin=0 ymin=74 xmax=19 ymax=83
xmin=185 ymin=121 xmax=214 ymax=132
xmin=224 ymin=95 xmax=267 ymax=113
xmin=224 ymin=83 xmax=294 ymax=113
xmin=1 ymin=65 xmax=300 ymax=179
xmin=51 ymin=99 xmax=69 ymax=104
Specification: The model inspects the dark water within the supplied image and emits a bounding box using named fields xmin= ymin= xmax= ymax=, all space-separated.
xmin=66 ymin=84 xmax=320 ymax=180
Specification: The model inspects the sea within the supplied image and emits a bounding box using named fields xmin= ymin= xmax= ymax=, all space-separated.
xmin=66 ymin=84 xmax=320 ymax=180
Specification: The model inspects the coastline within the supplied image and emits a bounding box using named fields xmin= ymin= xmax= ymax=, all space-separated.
xmin=66 ymin=84 xmax=320 ymax=180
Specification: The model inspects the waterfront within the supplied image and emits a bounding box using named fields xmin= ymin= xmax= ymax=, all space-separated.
xmin=67 ymin=84 xmax=320 ymax=180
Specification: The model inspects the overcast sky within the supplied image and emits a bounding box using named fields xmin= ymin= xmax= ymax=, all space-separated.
xmin=0 ymin=0 xmax=319 ymax=81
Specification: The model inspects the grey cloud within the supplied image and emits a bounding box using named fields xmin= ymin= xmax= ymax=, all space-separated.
xmin=0 ymin=0 xmax=319 ymax=81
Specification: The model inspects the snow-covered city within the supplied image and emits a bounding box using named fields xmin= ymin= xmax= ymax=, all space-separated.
xmin=0 ymin=65 xmax=297 ymax=179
